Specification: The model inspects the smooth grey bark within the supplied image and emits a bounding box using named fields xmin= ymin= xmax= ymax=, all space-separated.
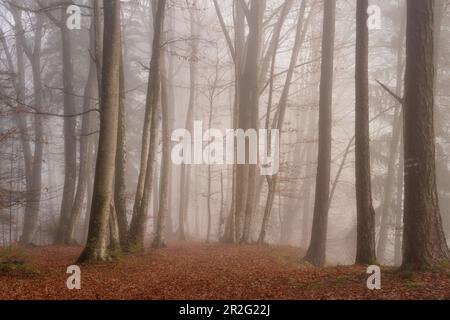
xmin=114 ymin=54 xmax=128 ymax=249
xmin=66 ymin=22 xmax=98 ymax=244
xmin=78 ymin=0 xmax=122 ymax=262
xmin=131 ymin=2 xmax=157 ymax=234
xmin=394 ymin=136 xmax=404 ymax=266
xmin=239 ymin=0 xmax=266 ymax=244
xmin=127 ymin=0 xmax=166 ymax=251
xmin=152 ymin=50 xmax=171 ymax=249
xmin=108 ymin=203 xmax=121 ymax=254
xmin=94 ymin=0 xmax=103 ymax=93
xmin=300 ymin=143 xmax=316 ymax=248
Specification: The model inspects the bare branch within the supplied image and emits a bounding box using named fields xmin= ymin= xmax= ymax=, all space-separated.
xmin=376 ymin=79 xmax=404 ymax=104
xmin=212 ymin=0 xmax=236 ymax=63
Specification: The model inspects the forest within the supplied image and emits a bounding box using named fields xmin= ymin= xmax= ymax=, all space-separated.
xmin=1 ymin=0 xmax=450 ymax=301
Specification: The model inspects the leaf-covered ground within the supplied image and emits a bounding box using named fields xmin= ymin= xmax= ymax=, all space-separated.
xmin=1 ymin=243 xmax=450 ymax=300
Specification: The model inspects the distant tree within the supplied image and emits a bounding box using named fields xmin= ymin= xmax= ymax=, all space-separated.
xmin=179 ymin=1 xmax=198 ymax=241
xmin=377 ymin=6 xmax=405 ymax=264
xmin=9 ymin=6 xmax=44 ymax=245
xmin=258 ymin=0 xmax=309 ymax=245
xmin=37 ymin=0 xmax=79 ymax=244
xmin=66 ymin=20 xmax=98 ymax=245
xmin=152 ymin=42 xmax=171 ymax=249
xmin=305 ymin=0 xmax=336 ymax=267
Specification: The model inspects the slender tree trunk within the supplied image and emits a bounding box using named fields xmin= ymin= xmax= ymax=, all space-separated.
xmin=94 ymin=0 xmax=103 ymax=93
xmin=300 ymin=146 xmax=315 ymax=248
xmin=78 ymin=0 xmax=122 ymax=263
xmin=179 ymin=4 xmax=198 ymax=240
xmin=152 ymin=50 xmax=171 ymax=249
xmin=258 ymin=0 xmax=308 ymax=244
xmin=127 ymin=0 xmax=166 ymax=251
xmin=218 ymin=171 xmax=225 ymax=238
xmin=56 ymin=4 xmax=78 ymax=243
xmin=304 ymin=0 xmax=336 ymax=267
xmin=152 ymin=165 xmax=159 ymax=233
xmin=239 ymin=0 xmax=266 ymax=244
xmin=205 ymin=92 xmax=215 ymax=243
xmin=10 ymin=11 xmax=44 ymax=245
xmin=206 ymin=165 xmax=212 ymax=243
xmin=0 ymin=19 xmax=34 ymax=243
xmin=233 ymin=0 xmax=247 ymax=241
xmin=377 ymin=9 xmax=405 ymax=263
xmin=402 ymin=0 xmax=450 ymax=270
xmin=66 ymin=40 xmax=97 ymax=244
xmin=394 ymin=137 xmax=404 ymax=266
xmin=354 ymin=0 xmax=377 ymax=265
xmin=131 ymin=1 xmax=157 ymax=232
xmin=108 ymin=203 xmax=121 ymax=254
xmin=114 ymin=54 xmax=128 ymax=249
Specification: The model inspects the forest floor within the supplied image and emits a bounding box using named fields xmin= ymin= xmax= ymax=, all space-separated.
xmin=1 ymin=242 xmax=450 ymax=300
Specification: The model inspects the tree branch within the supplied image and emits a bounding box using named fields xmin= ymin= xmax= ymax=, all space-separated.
xmin=376 ymin=79 xmax=404 ymax=104
xmin=212 ymin=0 xmax=236 ymax=63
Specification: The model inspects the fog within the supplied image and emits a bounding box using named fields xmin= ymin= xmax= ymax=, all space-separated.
xmin=0 ymin=0 xmax=449 ymax=269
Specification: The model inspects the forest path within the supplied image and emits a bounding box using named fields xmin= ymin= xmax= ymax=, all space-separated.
xmin=1 ymin=243 xmax=450 ymax=299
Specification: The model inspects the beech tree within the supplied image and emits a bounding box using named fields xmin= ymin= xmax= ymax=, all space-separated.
xmin=354 ymin=0 xmax=377 ymax=265
xmin=35 ymin=0 xmax=79 ymax=244
xmin=304 ymin=0 xmax=336 ymax=267
xmin=127 ymin=0 xmax=166 ymax=251
xmin=178 ymin=2 xmax=198 ymax=241
xmin=78 ymin=0 xmax=122 ymax=262
xmin=237 ymin=0 xmax=266 ymax=244
xmin=8 ymin=6 xmax=44 ymax=245
xmin=401 ymin=0 xmax=450 ymax=269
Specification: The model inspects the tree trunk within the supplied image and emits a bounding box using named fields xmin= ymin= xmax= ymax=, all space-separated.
xmin=354 ymin=0 xmax=377 ymax=265
xmin=131 ymin=1 xmax=158 ymax=233
xmin=394 ymin=136 xmax=404 ymax=266
xmin=258 ymin=0 xmax=308 ymax=244
xmin=239 ymin=0 xmax=266 ymax=244
xmin=108 ymin=203 xmax=121 ymax=255
xmin=114 ymin=54 xmax=128 ymax=249
xmin=10 ymin=10 xmax=44 ymax=245
xmin=56 ymin=3 xmax=78 ymax=243
xmin=377 ymin=8 xmax=405 ymax=263
xmin=300 ymin=145 xmax=315 ymax=248
xmin=152 ymin=50 xmax=171 ymax=249
xmin=206 ymin=165 xmax=213 ymax=243
xmin=127 ymin=0 xmax=166 ymax=251
xmin=78 ymin=0 xmax=122 ymax=263
xmin=402 ymin=0 xmax=450 ymax=270
xmin=304 ymin=0 xmax=336 ymax=267
xmin=66 ymin=21 xmax=98 ymax=245
xmin=179 ymin=4 xmax=198 ymax=240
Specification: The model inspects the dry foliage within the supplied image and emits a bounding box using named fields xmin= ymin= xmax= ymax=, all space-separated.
xmin=0 ymin=244 xmax=449 ymax=300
